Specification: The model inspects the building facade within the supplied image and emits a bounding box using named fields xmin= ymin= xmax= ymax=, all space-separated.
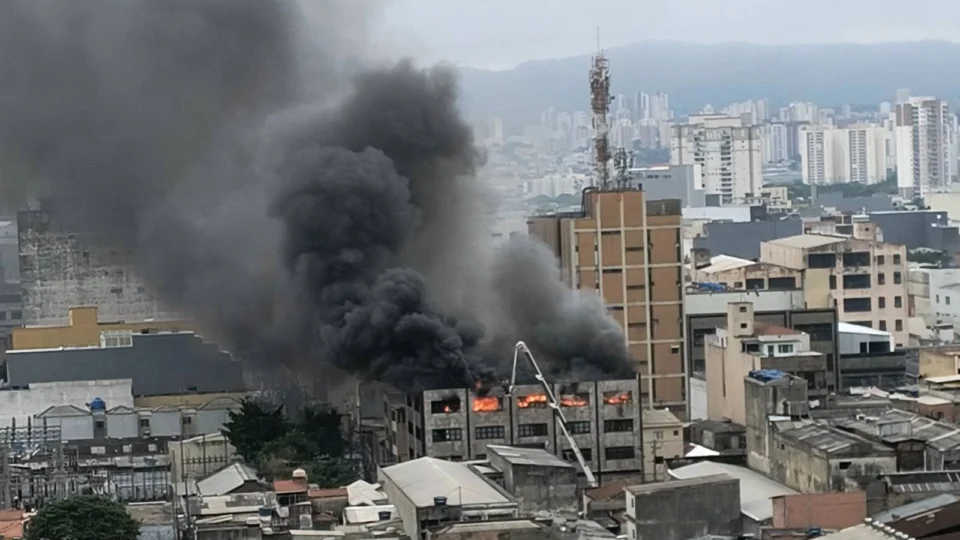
xmin=800 ymin=124 xmax=889 ymax=185
xmin=671 ymin=114 xmax=762 ymax=205
xmin=895 ymin=97 xmax=951 ymax=199
xmin=528 ymin=188 xmax=686 ymax=411
xmin=382 ymin=379 xmax=645 ymax=479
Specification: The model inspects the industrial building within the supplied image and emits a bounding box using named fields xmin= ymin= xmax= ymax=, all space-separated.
xmin=6 ymin=330 xmax=244 ymax=397
xmin=382 ymin=378 xmax=644 ymax=479
xmin=837 ymin=322 xmax=906 ymax=388
xmin=623 ymin=475 xmax=741 ymax=540
xmin=528 ymin=188 xmax=686 ymax=412
xmin=11 ymin=305 xmax=192 ymax=350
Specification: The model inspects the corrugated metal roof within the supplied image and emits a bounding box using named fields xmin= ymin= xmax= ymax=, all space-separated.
xmin=668 ymin=461 xmax=797 ymax=522
xmin=819 ymin=523 xmax=899 ymax=539
xmin=487 ymin=445 xmax=573 ymax=468
xmin=196 ymin=463 xmax=259 ymax=496
xmin=380 ymin=457 xmax=512 ymax=508
xmin=872 ymin=494 xmax=960 ymax=524
xmin=765 ymin=234 xmax=846 ymax=249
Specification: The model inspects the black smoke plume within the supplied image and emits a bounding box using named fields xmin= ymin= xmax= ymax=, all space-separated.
xmin=0 ymin=0 xmax=631 ymax=393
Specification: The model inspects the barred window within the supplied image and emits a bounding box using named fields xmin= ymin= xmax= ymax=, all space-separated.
xmin=518 ymin=423 xmax=548 ymax=438
xmin=475 ymin=425 xmax=506 ymax=440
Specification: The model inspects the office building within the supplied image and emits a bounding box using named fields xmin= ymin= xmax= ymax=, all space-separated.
xmin=671 ymin=114 xmax=762 ymax=205
xmin=895 ymin=97 xmax=951 ymax=198
xmin=381 ymin=378 xmax=644 ymax=479
xmin=528 ymin=188 xmax=686 ymax=411
xmin=800 ymin=125 xmax=889 ymax=185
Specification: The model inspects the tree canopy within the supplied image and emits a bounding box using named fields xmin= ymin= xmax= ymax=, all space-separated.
xmin=221 ymin=399 xmax=357 ymax=487
xmin=25 ymin=495 xmax=140 ymax=540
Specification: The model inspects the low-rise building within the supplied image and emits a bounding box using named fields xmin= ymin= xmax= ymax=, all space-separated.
xmin=705 ymin=302 xmax=828 ymax=424
xmin=623 ymin=475 xmax=741 ymax=540
xmin=641 ymin=409 xmax=683 ymax=482
xmin=837 ymin=322 xmax=906 ymax=389
xmin=485 ymin=445 xmax=579 ymax=516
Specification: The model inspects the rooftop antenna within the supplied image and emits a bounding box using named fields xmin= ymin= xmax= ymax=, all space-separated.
xmin=590 ymin=28 xmax=612 ymax=189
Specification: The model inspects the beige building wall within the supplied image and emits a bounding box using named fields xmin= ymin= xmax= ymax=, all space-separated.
xmin=641 ymin=409 xmax=683 ymax=482
xmin=12 ymin=306 xmax=194 ymax=350
xmin=761 ymin=235 xmax=909 ymax=346
xmin=529 ymin=189 xmax=686 ymax=412
xmin=691 ymin=263 xmax=802 ymax=290
xmin=918 ymin=346 xmax=960 ymax=379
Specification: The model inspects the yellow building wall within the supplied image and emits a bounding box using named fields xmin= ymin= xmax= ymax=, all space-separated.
xmin=12 ymin=306 xmax=194 ymax=350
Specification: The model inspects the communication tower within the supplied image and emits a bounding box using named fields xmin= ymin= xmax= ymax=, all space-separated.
xmin=590 ymin=44 xmax=612 ymax=189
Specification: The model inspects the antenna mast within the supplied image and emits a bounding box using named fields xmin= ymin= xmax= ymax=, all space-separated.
xmin=590 ymin=34 xmax=612 ymax=189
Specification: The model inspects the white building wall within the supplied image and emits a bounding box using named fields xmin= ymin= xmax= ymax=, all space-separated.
xmin=672 ymin=115 xmax=762 ymax=204
xmin=0 ymin=379 xmax=134 ymax=428
xmin=688 ymin=378 xmax=708 ymax=421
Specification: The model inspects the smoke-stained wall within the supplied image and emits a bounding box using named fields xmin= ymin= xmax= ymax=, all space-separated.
xmin=18 ymin=209 xmax=175 ymax=325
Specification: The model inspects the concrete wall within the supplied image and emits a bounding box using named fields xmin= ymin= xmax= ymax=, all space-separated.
xmin=0 ymin=379 xmax=134 ymax=427
xmin=18 ymin=210 xmax=178 ymax=326
xmin=7 ymin=332 xmax=244 ymax=397
xmin=689 ymin=378 xmax=708 ymax=421
xmin=490 ymin=459 xmax=578 ymax=515
xmin=624 ymin=476 xmax=741 ymax=540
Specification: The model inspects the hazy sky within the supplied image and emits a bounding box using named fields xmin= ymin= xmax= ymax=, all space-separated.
xmin=379 ymin=0 xmax=960 ymax=70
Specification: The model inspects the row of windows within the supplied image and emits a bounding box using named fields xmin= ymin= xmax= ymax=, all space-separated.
xmin=438 ymin=420 xmax=638 ymax=442
xmin=842 ymin=297 xmax=904 ymax=313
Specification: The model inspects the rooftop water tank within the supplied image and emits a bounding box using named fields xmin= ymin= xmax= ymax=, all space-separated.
xmin=89 ymin=397 xmax=106 ymax=411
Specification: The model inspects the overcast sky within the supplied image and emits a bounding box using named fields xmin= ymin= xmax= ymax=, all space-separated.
xmin=378 ymin=0 xmax=960 ymax=70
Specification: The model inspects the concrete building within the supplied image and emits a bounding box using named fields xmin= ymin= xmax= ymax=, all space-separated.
xmin=627 ymin=164 xmax=705 ymax=207
xmin=837 ymin=322 xmax=905 ymax=389
xmin=6 ymin=331 xmax=244 ymax=397
xmin=382 ymin=379 xmax=644 ymax=479
xmin=671 ymin=114 xmax=763 ymax=205
xmin=759 ymin=123 xmax=790 ymax=164
xmin=867 ymin=210 xmax=960 ymax=257
xmin=705 ymin=303 xmax=827 ymax=424
xmin=760 ymin=234 xmax=909 ymax=346
xmin=690 ymin=255 xmax=803 ymax=292
xmin=18 ymin=209 xmax=178 ymax=326
xmin=528 ymin=189 xmax=685 ymax=410
xmin=668 ymin=461 xmax=798 ymax=536
xmin=377 ymin=457 xmax=518 ymax=540
xmin=895 ymin=97 xmax=951 ymax=199
xmin=35 ymin=396 xmax=240 ymax=441
xmin=485 ymin=445 xmax=579 ymax=516
xmin=623 ymin=475 xmax=741 ymax=540
xmin=11 ymin=306 xmax=193 ymax=350
xmin=0 ymin=378 xmax=134 ymax=427
xmin=640 ymin=409 xmax=683 ymax=482
xmin=800 ymin=124 xmax=889 ymax=185
xmin=169 ymin=432 xmax=237 ymax=484
xmin=744 ymin=371 xmax=897 ymax=493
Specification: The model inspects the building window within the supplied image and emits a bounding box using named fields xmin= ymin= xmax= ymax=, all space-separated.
xmin=879 ymin=321 xmax=887 ymax=331
xmin=568 ymin=421 xmax=591 ymax=435
xmin=895 ymin=296 xmax=903 ymax=308
xmin=139 ymin=418 xmax=150 ymax=428
xmin=877 ymin=255 xmax=885 ymax=265
xmin=879 ymin=297 xmax=886 ymax=309
xmin=604 ymin=419 xmax=634 ymax=433
xmin=893 ymin=254 xmax=901 ymax=265
xmin=11 ymin=310 xmax=21 ymax=320
xmin=777 ymin=343 xmax=794 ymax=354
xmin=182 ymin=416 xmax=193 ymax=425
xmin=894 ymin=272 xmax=902 ymax=284
xmin=877 ymin=273 xmax=885 ymax=285
xmin=654 ymin=430 xmax=663 ymax=440
xmin=518 ymin=423 xmax=549 ymax=438
xmin=562 ymin=448 xmax=593 ymax=462
xmin=100 ymin=330 xmax=133 ymax=348
xmin=895 ymin=320 xmax=903 ymax=332
xmin=94 ymin=420 xmax=105 ymax=429
xmin=605 ymin=446 xmax=636 ymax=460
xmin=829 ymin=275 xmax=837 ymax=290
xmin=474 ymin=426 xmax=505 ymax=440
xmin=430 ymin=398 xmax=461 ymax=414
xmin=432 ymin=428 xmax=463 ymax=442
xmin=602 ymin=391 xmax=633 ymax=405
xmin=843 ymin=298 xmax=872 ymax=312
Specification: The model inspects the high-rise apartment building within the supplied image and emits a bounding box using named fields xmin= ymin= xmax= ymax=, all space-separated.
xmin=799 ymin=125 xmax=889 ymax=185
xmin=895 ymin=97 xmax=951 ymax=199
xmin=671 ymin=114 xmax=762 ymax=205
xmin=759 ymin=123 xmax=789 ymax=164
xmin=528 ymin=188 xmax=686 ymax=414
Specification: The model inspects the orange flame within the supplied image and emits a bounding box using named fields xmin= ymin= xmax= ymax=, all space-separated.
xmin=603 ymin=391 xmax=633 ymax=405
xmin=472 ymin=397 xmax=502 ymax=412
xmin=443 ymin=405 xmax=452 ymax=413
xmin=560 ymin=394 xmax=589 ymax=408
xmin=517 ymin=394 xmax=548 ymax=408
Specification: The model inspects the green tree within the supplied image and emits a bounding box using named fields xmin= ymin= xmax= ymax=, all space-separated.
xmin=308 ymin=455 xmax=360 ymax=488
xmin=26 ymin=495 xmax=140 ymax=540
xmin=221 ymin=399 xmax=290 ymax=463
xmin=299 ymin=407 xmax=347 ymax=457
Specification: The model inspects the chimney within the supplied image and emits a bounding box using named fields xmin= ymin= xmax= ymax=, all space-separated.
xmin=728 ymin=302 xmax=755 ymax=338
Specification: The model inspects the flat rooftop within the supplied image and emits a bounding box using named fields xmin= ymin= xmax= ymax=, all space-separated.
xmin=486 ymin=445 xmax=573 ymax=469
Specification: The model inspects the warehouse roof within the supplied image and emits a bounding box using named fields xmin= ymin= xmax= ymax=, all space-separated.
xmin=668 ymin=461 xmax=797 ymax=522
xmin=380 ymin=457 xmax=513 ymax=508
xmin=765 ymin=234 xmax=846 ymax=249
xmin=486 ymin=445 xmax=573 ymax=469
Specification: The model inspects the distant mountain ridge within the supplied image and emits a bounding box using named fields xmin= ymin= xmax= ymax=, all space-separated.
xmin=456 ymin=40 xmax=960 ymax=129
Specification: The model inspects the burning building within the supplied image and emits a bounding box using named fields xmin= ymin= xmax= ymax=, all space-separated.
xmin=381 ymin=378 xmax=644 ymax=481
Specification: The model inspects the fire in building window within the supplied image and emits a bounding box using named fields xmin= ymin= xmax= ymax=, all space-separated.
xmin=602 ymin=391 xmax=633 ymax=405
xmin=430 ymin=397 xmax=461 ymax=414
xmin=472 ymin=396 xmax=503 ymax=412
xmin=517 ymin=394 xmax=548 ymax=408
xmin=560 ymin=393 xmax=590 ymax=407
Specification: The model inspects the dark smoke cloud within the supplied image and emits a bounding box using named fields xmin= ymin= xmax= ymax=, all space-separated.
xmin=0 ymin=0 xmax=631 ymax=394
